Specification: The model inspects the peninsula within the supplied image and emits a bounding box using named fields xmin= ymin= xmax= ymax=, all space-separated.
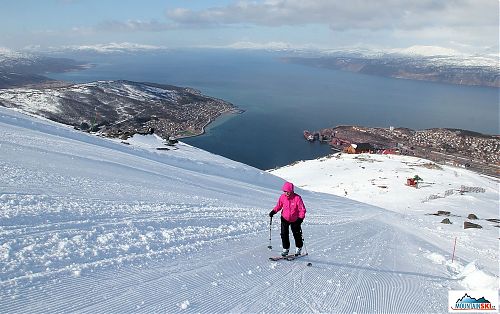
xmin=0 ymin=80 xmax=241 ymax=140
xmin=305 ymin=125 xmax=500 ymax=178
xmin=0 ymin=52 xmax=241 ymax=141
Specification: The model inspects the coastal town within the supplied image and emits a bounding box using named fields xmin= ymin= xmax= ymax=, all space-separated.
xmin=304 ymin=126 xmax=500 ymax=178
xmin=104 ymin=99 xmax=241 ymax=140
xmin=0 ymin=80 xmax=242 ymax=142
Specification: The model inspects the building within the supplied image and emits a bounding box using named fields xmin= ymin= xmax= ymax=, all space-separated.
xmin=344 ymin=143 xmax=374 ymax=154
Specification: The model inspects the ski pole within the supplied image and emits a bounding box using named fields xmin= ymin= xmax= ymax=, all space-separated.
xmin=451 ymin=237 xmax=457 ymax=263
xmin=300 ymin=223 xmax=312 ymax=266
xmin=268 ymin=216 xmax=273 ymax=250
xmin=303 ymin=238 xmax=308 ymax=255
xmin=300 ymin=225 xmax=308 ymax=255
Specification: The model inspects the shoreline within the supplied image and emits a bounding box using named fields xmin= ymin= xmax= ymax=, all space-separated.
xmin=311 ymin=125 xmax=500 ymax=179
xmin=174 ymin=108 xmax=243 ymax=140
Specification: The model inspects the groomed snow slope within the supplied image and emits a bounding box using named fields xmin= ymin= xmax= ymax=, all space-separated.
xmin=0 ymin=107 xmax=497 ymax=313
xmin=271 ymin=154 xmax=499 ymax=291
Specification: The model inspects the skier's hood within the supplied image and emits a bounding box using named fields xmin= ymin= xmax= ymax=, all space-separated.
xmin=282 ymin=182 xmax=294 ymax=193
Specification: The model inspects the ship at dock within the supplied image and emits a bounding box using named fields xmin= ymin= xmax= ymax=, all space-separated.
xmin=302 ymin=125 xmax=500 ymax=178
xmin=303 ymin=130 xmax=317 ymax=141
xmin=303 ymin=130 xmax=313 ymax=141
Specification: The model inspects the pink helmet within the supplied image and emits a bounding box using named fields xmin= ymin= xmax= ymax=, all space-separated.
xmin=282 ymin=182 xmax=294 ymax=193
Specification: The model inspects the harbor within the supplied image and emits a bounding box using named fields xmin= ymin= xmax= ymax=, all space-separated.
xmin=303 ymin=126 xmax=500 ymax=178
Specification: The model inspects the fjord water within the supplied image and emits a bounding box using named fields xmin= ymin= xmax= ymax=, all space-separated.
xmin=49 ymin=50 xmax=499 ymax=170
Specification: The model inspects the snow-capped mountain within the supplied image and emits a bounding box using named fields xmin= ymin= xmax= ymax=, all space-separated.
xmin=24 ymin=42 xmax=168 ymax=55
xmin=0 ymin=80 xmax=237 ymax=139
xmin=283 ymin=51 xmax=499 ymax=87
xmin=208 ymin=42 xmax=499 ymax=86
xmin=0 ymin=48 xmax=84 ymax=72
xmin=0 ymin=106 xmax=497 ymax=313
xmin=382 ymin=45 xmax=498 ymax=69
xmin=3 ymin=44 xmax=498 ymax=88
xmin=20 ymin=42 xmax=499 ymax=68
xmin=0 ymin=48 xmax=239 ymax=140
xmin=225 ymin=41 xmax=294 ymax=51
xmin=390 ymin=45 xmax=464 ymax=57
xmin=320 ymin=45 xmax=468 ymax=59
xmin=216 ymin=42 xmax=498 ymax=68
xmin=0 ymin=47 xmax=88 ymax=89
xmin=0 ymin=47 xmax=35 ymax=65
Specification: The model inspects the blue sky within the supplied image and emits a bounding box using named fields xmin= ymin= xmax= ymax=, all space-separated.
xmin=0 ymin=0 xmax=498 ymax=54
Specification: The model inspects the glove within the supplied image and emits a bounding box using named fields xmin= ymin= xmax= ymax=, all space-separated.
xmin=296 ymin=218 xmax=303 ymax=224
xmin=269 ymin=210 xmax=276 ymax=217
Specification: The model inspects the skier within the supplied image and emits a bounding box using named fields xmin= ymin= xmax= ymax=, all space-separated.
xmin=269 ymin=182 xmax=306 ymax=256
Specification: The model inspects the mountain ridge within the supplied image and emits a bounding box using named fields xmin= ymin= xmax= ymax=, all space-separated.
xmin=0 ymin=80 xmax=240 ymax=140
xmin=282 ymin=55 xmax=499 ymax=88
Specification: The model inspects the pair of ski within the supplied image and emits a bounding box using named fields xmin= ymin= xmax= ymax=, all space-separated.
xmin=269 ymin=253 xmax=308 ymax=261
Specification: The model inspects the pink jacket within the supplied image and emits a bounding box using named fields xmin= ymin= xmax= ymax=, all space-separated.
xmin=272 ymin=182 xmax=306 ymax=222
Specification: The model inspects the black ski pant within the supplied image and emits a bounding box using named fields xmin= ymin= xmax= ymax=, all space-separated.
xmin=280 ymin=216 xmax=303 ymax=250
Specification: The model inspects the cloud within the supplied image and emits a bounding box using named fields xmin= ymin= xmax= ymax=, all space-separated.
xmin=96 ymin=19 xmax=176 ymax=32
xmin=24 ymin=0 xmax=494 ymax=53
xmin=162 ymin=0 xmax=498 ymax=52
xmin=165 ymin=0 xmax=497 ymax=32
xmin=223 ymin=41 xmax=293 ymax=50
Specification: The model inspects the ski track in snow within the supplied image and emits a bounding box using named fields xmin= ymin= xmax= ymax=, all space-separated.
xmin=2 ymin=218 xmax=457 ymax=313
xmin=1 ymin=196 xmax=460 ymax=313
xmin=0 ymin=107 xmax=497 ymax=313
xmin=0 ymin=189 xmax=266 ymax=284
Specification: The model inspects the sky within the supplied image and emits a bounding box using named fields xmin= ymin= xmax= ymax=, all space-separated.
xmin=0 ymin=0 xmax=498 ymax=54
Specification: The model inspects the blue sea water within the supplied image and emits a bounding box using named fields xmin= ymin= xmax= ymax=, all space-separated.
xmin=48 ymin=49 xmax=499 ymax=170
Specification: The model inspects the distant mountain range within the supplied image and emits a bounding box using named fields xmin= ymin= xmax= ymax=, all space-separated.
xmin=0 ymin=50 xmax=88 ymax=88
xmin=3 ymin=44 xmax=498 ymax=88
xmin=22 ymin=42 xmax=167 ymax=55
xmin=282 ymin=53 xmax=499 ymax=88
xmin=203 ymin=43 xmax=499 ymax=87
xmin=0 ymin=45 xmax=497 ymax=143
xmin=0 ymin=48 xmax=239 ymax=140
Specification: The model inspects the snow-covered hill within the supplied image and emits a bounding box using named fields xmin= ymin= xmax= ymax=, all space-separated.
xmin=0 ymin=47 xmax=37 ymax=67
xmin=289 ymin=45 xmax=498 ymax=68
xmin=0 ymin=107 xmax=498 ymax=313
xmin=271 ymin=154 xmax=499 ymax=280
xmin=271 ymin=153 xmax=499 ymax=218
xmin=0 ymin=47 xmax=87 ymax=89
xmin=0 ymin=80 xmax=236 ymax=139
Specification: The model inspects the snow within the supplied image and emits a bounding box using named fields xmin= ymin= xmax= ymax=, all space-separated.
xmin=0 ymin=106 xmax=498 ymax=313
xmin=226 ymin=41 xmax=293 ymax=50
xmin=0 ymin=81 xmax=184 ymax=121
xmin=391 ymin=45 xmax=464 ymax=57
xmin=271 ymin=153 xmax=499 ymax=289
xmin=0 ymin=88 xmax=63 ymax=114
xmin=0 ymin=47 xmax=33 ymax=61
xmin=271 ymin=153 xmax=498 ymax=218
xmin=179 ymin=300 xmax=190 ymax=310
xmin=44 ymin=42 xmax=167 ymax=54
xmin=319 ymin=46 xmax=499 ymax=68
